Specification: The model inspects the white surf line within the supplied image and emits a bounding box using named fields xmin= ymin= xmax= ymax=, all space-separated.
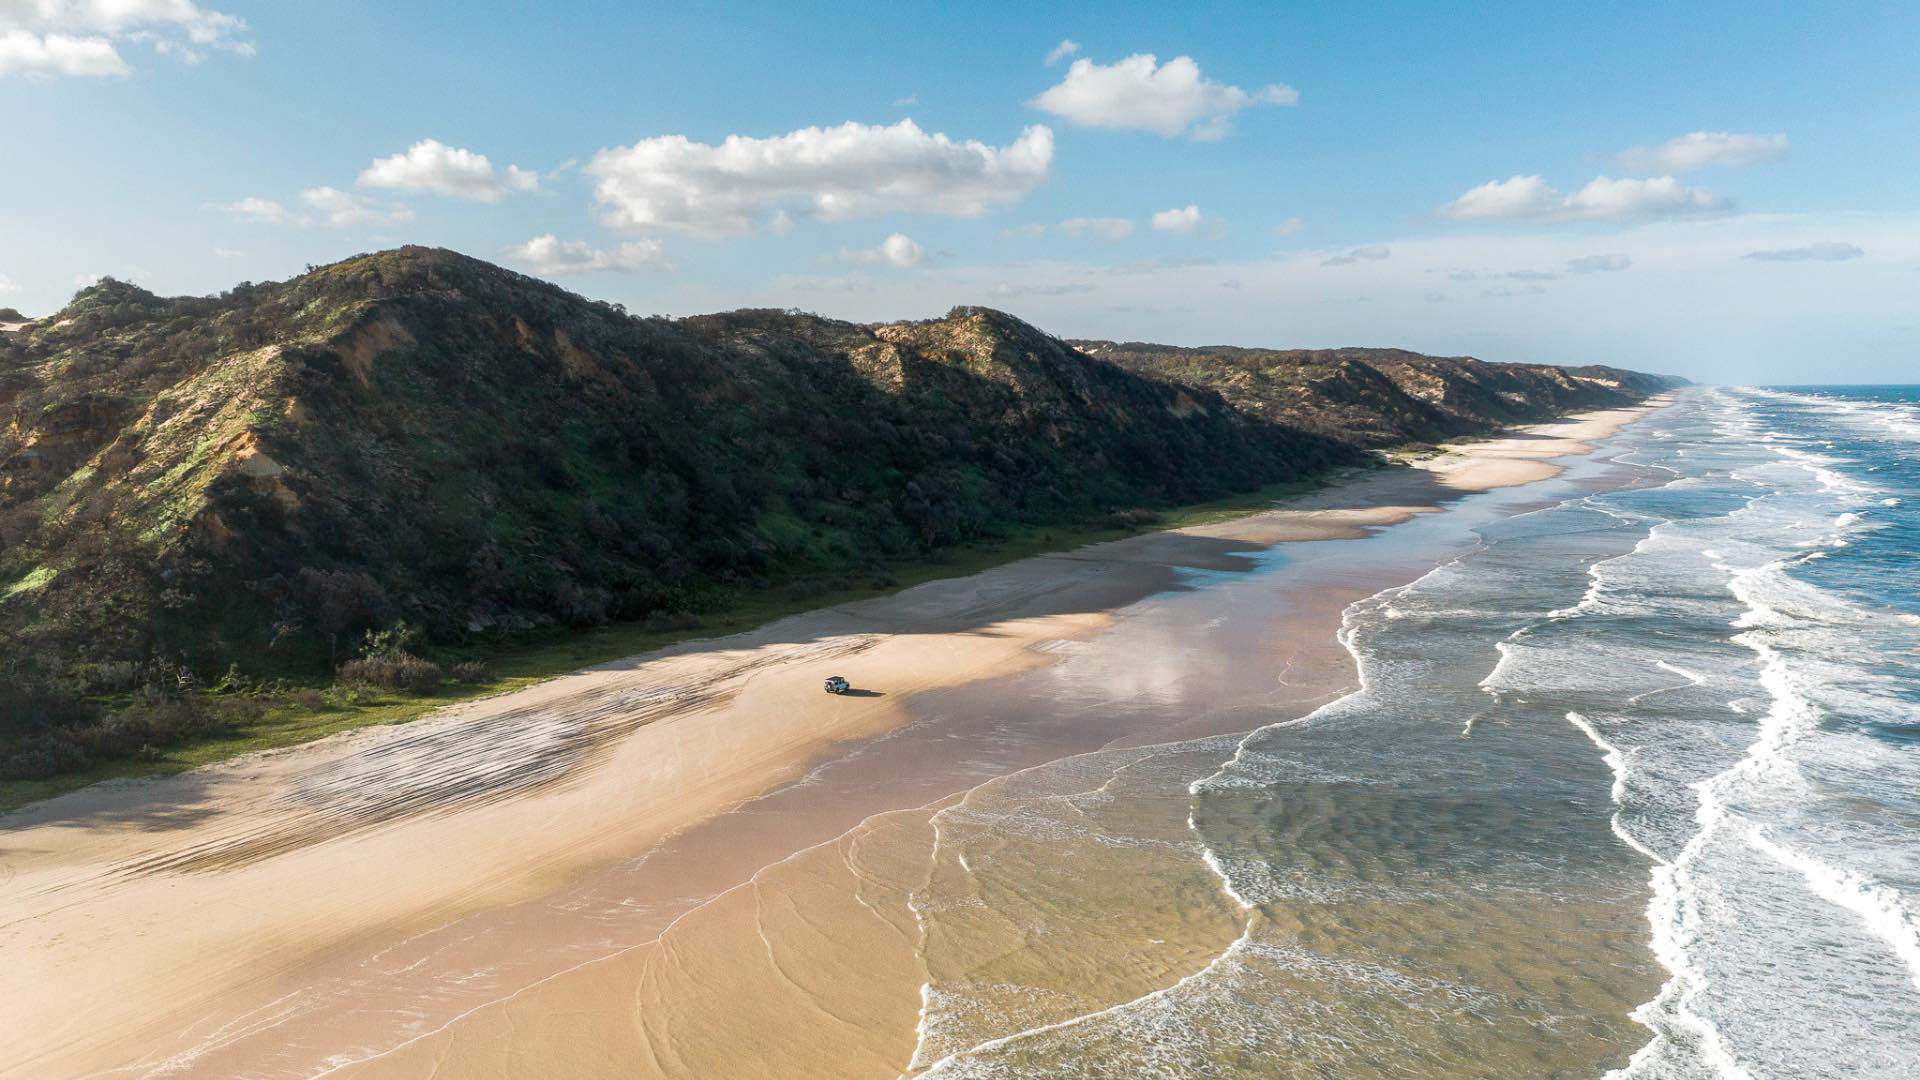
xmin=1628 ymin=660 xmax=1706 ymax=705
xmin=1272 ymin=651 xmax=1302 ymax=688
xmin=1567 ymin=705 xmax=1749 ymax=1079
xmin=1565 ymin=711 xmax=1664 ymax=866
xmin=1051 ymin=747 xmax=1162 ymax=818
xmin=1612 ymin=397 xmax=1773 ymax=1080
xmin=1466 ymin=635 xmax=1519 ymax=736
xmin=1747 ymin=828 xmax=1920 ymax=994
xmin=913 ymin=917 xmax=1261 ymax=1078
xmin=1612 ymin=805 xmax=1757 ymax=1080
xmin=902 ymin=792 xmax=953 ymax=1074
xmin=1476 ymin=471 xmax=1684 ymax=738
xmin=1545 ymin=501 xmax=1676 ymax=622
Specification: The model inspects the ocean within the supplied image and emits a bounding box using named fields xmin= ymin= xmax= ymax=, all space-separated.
xmin=907 ymin=387 xmax=1920 ymax=1077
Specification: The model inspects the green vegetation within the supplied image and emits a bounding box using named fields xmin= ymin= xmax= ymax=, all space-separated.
xmin=0 ymin=246 xmax=1678 ymax=791
xmin=1075 ymin=340 xmax=1681 ymax=448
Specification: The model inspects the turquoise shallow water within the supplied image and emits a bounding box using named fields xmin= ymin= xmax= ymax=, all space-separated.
xmin=910 ymin=387 xmax=1920 ymax=1078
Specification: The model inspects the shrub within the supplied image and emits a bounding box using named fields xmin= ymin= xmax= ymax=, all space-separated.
xmin=335 ymin=622 xmax=443 ymax=692
xmin=0 ymin=674 xmax=97 ymax=734
xmin=75 ymin=661 xmax=139 ymax=693
xmin=0 ymin=685 xmax=252 ymax=781
xmin=106 ymin=696 xmax=224 ymax=747
xmin=450 ymin=660 xmax=488 ymax=684
xmin=1099 ymin=508 xmax=1163 ymax=530
xmin=337 ymin=651 xmax=442 ymax=693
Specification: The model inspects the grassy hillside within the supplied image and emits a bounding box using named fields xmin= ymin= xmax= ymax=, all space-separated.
xmin=1074 ymin=341 xmax=1680 ymax=448
xmin=0 ymin=247 xmax=1677 ymax=783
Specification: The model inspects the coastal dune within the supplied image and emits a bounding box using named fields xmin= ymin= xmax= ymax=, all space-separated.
xmin=0 ymin=402 xmax=1660 ymax=1079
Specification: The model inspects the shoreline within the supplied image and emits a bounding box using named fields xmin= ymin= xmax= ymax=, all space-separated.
xmin=0 ymin=398 xmax=1670 ymax=1078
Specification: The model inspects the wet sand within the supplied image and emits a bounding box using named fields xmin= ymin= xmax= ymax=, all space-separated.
xmin=0 ymin=402 xmax=1662 ymax=1079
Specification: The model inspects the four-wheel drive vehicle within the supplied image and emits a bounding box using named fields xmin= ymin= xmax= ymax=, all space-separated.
xmin=824 ymin=675 xmax=851 ymax=694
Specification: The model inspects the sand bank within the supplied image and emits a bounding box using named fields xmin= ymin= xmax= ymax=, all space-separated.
xmin=0 ymin=400 xmax=1663 ymax=1078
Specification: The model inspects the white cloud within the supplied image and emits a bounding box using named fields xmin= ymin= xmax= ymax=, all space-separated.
xmin=892 ymin=93 xmax=918 ymax=107
xmin=1000 ymin=222 xmax=1048 ymax=238
xmin=358 ymin=139 xmax=540 ymax=202
xmin=1568 ymin=253 xmax=1632 ymax=273
xmin=1569 ymin=176 xmax=1728 ymax=221
xmin=1030 ymin=53 xmax=1296 ymax=139
xmin=587 ymin=119 xmax=1054 ymax=237
xmin=1617 ymin=131 xmax=1788 ymax=174
xmin=223 ymin=196 xmax=299 ymax=225
xmin=301 ymin=186 xmax=411 ymax=227
xmin=225 ymin=189 xmax=407 ymax=228
xmin=0 ymin=28 xmax=124 ymax=75
xmin=21 ymin=0 xmax=246 ymax=41
xmin=0 ymin=0 xmax=249 ymax=77
xmin=1045 ymin=39 xmax=1080 ymax=65
xmin=0 ymin=271 xmax=16 ymax=294
xmin=1059 ymin=216 xmax=1134 ymax=241
xmin=1742 ymin=242 xmax=1862 ymax=262
xmin=1439 ymin=174 xmax=1726 ymax=222
xmin=1151 ymin=205 xmax=1202 ymax=233
xmin=506 ymin=234 xmax=670 ymax=275
xmin=840 ymin=233 xmax=925 ymax=268
xmin=1272 ymin=217 xmax=1304 ymax=236
xmin=1438 ymin=175 xmax=1560 ymax=220
xmin=212 ymin=246 xmax=245 ymax=258
xmin=1322 ymin=245 xmax=1391 ymax=266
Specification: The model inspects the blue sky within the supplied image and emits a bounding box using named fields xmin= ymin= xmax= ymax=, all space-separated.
xmin=3 ymin=1 xmax=1916 ymax=383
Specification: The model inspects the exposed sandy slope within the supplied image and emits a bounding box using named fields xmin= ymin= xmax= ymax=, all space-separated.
xmin=0 ymin=401 xmax=1662 ymax=1079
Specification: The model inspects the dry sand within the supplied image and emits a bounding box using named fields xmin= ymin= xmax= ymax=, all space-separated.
xmin=0 ymin=401 xmax=1663 ymax=1079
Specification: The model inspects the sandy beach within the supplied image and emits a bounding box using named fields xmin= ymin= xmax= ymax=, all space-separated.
xmin=0 ymin=401 xmax=1664 ymax=1079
